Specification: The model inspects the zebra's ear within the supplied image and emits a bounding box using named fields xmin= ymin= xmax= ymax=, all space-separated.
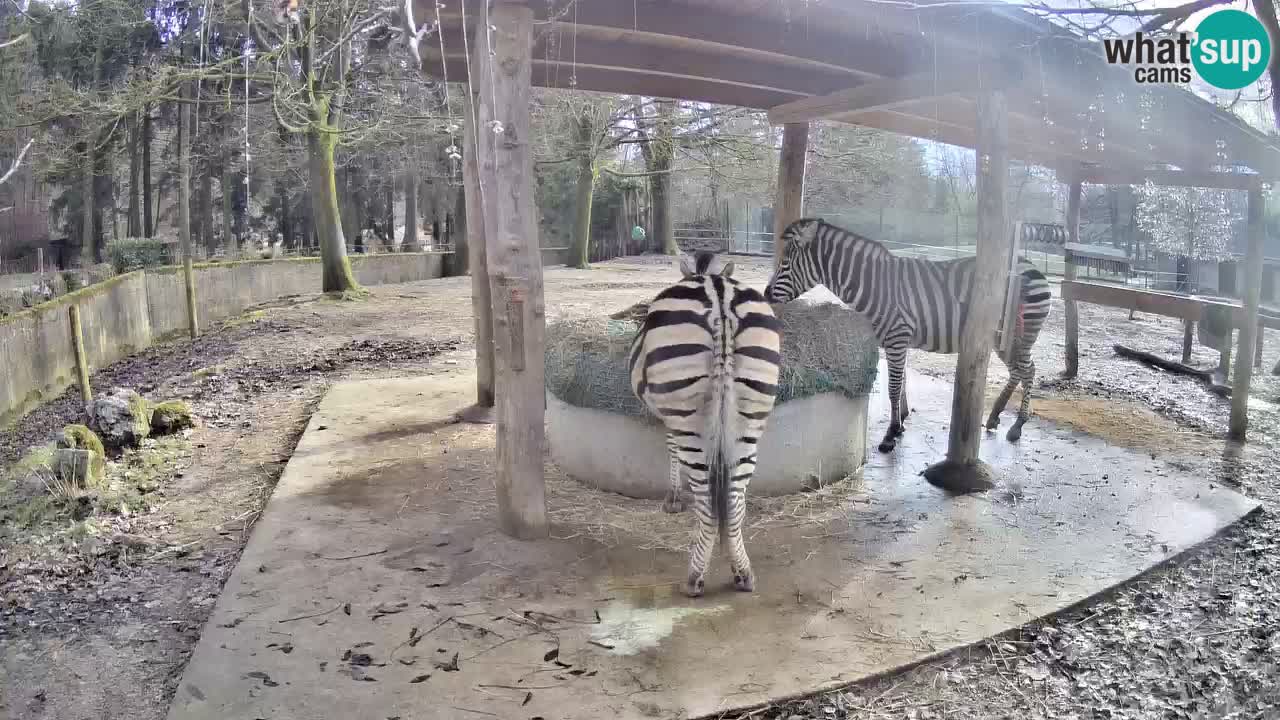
xmin=721 ymin=261 xmax=735 ymax=277
xmin=679 ymin=253 xmax=698 ymax=278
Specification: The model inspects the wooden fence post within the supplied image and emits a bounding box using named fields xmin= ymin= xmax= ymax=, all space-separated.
xmin=473 ymin=2 xmax=548 ymax=539
xmin=923 ymin=90 xmax=1010 ymax=493
xmin=1229 ymin=187 xmax=1266 ymax=442
xmin=68 ymin=304 xmax=93 ymax=417
xmin=1062 ymin=177 xmax=1082 ymax=378
xmin=773 ymin=122 xmax=809 ymax=266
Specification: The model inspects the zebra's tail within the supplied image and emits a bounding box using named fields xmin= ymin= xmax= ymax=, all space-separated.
xmin=704 ymin=327 xmax=737 ymax=547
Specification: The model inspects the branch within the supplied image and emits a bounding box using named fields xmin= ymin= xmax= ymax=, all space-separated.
xmin=0 ymin=139 xmax=33 ymax=186
xmin=0 ymin=32 xmax=30 ymax=51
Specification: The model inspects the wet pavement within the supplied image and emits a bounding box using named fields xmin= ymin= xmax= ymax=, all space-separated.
xmin=165 ymin=369 xmax=1257 ymax=720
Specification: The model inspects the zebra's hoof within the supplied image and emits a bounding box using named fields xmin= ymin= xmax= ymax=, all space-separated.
xmin=661 ymin=496 xmax=686 ymax=514
xmin=733 ymin=572 xmax=755 ymax=593
xmin=684 ymin=575 xmax=705 ymax=598
xmin=984 ymin=417 xmax=1000 ymax=430
xmin=1006 ymin=424 xmax=1024 ymax=442
xmin=877 ymin=439 xmax=897 ymax=453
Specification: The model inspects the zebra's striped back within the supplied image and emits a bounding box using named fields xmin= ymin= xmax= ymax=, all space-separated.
xmin=629 ymin=252 xmax=782 ymax=596
xmin=765 ymin=218 xmax=1051 ymax=355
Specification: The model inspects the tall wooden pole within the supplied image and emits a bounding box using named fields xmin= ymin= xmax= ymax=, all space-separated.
xmin=773 ymin=122 xmax=809 ymax=266
xmin=460 ymin=47 xmax=495 ymax=419
xmin=1062 ymin=178 xmax=1082 ymax=378
xmin=473 ymin=2 xmax=548 ymax=539
xmin=923 ymin=91 xmax=1010 ymax=492
xmin=1229 ymin=187 xmax=1266 ymax=442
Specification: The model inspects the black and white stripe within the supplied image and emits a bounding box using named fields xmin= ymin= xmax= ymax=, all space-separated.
xmin=764 ymin=218 xmax=1052 ymax=452
xmin=630 ymin=251 xmax=782 ymax=598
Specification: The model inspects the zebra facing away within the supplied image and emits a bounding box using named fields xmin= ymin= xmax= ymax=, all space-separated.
xmin=629 ymin=251 xmax=783 ymax=598
xmin=764 ymin=218 xmax=1052 ymax=453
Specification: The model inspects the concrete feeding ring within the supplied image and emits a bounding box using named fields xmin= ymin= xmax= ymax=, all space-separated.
xmin=544 ymin=297 xmax=881 ymax=499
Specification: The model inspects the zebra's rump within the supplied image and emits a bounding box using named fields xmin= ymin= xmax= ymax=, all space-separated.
xmin=629 ymin=276 xmax=782 ymax=413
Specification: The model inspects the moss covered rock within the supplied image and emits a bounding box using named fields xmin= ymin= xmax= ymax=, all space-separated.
xmin=151 ymin=400 xmax=195 ymax=435
xmin=56 ymin=424 xmax=106 ymax=486
xmin=92 ymin=388 xmax=152 ymax=449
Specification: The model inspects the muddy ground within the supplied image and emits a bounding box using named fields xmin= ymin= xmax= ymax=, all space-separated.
xmin=1 ymin=255 xmax=1278 ymax=720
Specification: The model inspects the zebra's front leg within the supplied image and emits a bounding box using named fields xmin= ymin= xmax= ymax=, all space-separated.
xmin=683 ymin=465 xmax=715 ymax=598
xmin=1006 ymin=359 xmax=1036 ymax=442
xmin=662 ymin=434 xmax=685 ymax=513
xmin=878 ymin=348 xmax=907 ymax=453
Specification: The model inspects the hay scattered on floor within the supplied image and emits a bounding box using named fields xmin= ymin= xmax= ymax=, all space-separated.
xmin=441 ymin=422 xmax=868 ymax=553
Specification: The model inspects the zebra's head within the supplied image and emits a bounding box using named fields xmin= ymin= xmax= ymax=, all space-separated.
xmin=680 ymin=251 xmax=734 ymax=279
xmin=764 ymin=218 xmax=822 ymax=304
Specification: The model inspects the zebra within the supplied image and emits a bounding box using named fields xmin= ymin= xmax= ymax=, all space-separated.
xmin=629 ymin=251 xmax=782 ymax=598
xmin=763 ymin=218 xmax=1051 ymax=453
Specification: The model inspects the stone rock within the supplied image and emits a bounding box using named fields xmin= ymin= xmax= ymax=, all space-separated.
xmin=52 ymin=448 xmax=94 ymax=490
xmin=56 ymin=424 xmax=106 ymax=486
xmin=92 ymin=388 xmax=152 ymax=449
xmin=150 ymin=400 xmax=195 ymax=435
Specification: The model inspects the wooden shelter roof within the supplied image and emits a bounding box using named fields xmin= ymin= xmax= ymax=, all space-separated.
xmin=425 ymin=0 xmax=1280 ymax=181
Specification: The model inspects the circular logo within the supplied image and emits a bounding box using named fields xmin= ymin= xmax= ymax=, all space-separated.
xmin=1192 ymin=9 xmax=1272 ymax=90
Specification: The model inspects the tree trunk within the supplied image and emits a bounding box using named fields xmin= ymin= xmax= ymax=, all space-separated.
xmin=384 ymin=178 xmax=394 ymax=250
xmin=80 ymin=144 xmax=94 ymax=266
xmin=570 ymin=153 xmax=595 ymax=268
xmin=404 ymin=171 xmax=419 ymax=252
xmin=178 ymin=99 xmax=199 ymax=338
xmin=279 ymin=182 xmax=292 ymax=248
xmin=142 ymin=106 xmax=154 ymax=238
xmin=308 ymin=127 xmax=360 ymax=293
xmin=221 ymin=156 xmax=235 ymax=252
xmin=200 ymin=159 xmax=215 ymax=257
xmin=450 ymin=183 xmax=468 ymax=274
xmin=128 ymin=112 xmax=142 ymax=238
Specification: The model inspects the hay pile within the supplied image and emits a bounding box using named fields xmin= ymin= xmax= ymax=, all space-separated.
xmin=545 ymin=300 xmax=880 ymax=416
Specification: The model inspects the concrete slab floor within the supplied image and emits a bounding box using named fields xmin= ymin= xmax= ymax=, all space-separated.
xmin=167 ymin=368 xmax=1259 ymax=720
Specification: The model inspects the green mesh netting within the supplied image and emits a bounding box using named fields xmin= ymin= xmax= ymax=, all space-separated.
xmin=545 ymin=301 xmax=880 ymax=419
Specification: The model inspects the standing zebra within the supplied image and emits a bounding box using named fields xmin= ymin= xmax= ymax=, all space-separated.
xmin=629 ymin=251 xmax=782 ymax=598
xmin=764 ymin=218 xmax=1051 ymax=453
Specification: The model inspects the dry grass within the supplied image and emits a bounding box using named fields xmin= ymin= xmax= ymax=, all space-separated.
xmin=996 ymin=388 xmax=1221 ymax=457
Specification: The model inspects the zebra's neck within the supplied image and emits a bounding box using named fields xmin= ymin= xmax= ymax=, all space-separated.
xmin=809 ymin=224 xmax=894 ymax=313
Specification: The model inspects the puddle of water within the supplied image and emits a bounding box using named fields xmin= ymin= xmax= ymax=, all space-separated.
xmin=592 ymin=598 xmax=730 ymax=655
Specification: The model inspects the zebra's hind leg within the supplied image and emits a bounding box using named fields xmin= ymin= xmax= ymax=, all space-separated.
xmin=726 ymin=447 xmax=756 ymax=592
xmin=661 ymin=434 xmax=685 ymax=513
xmin=683 ymin=461 xmax=715 ymax=598
xmin=1006 ymin=359 xmax=1036 ymax=442
xmin=985 ymin=376 xmax=1019 ymax=430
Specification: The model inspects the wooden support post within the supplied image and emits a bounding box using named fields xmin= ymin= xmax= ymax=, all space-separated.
xmin=1229 ymin=188 xmax=1266 ymax=442
xmin=923 ymin=91 xmax=1011 ymax=493
xmin=1062 ymin=178 xmax=1082 ymax=378
xmin=773 ymin=122 xmax=809 ymax=267
xmin=472 ymin=2 xmax=548 ymax=539
xmin=68 ymin=304 xmax=93 ymax=418
xmin=459 ymin=59 xmax=496 ymax=421
xmin=1182 ymin=319 xmax=1194 ymax=364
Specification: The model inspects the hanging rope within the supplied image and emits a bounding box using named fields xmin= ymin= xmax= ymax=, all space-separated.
xmin=434 ymin=0 xmax=461 ymax=182
xmin=244 ymin=0 xmax=253 ymax=247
